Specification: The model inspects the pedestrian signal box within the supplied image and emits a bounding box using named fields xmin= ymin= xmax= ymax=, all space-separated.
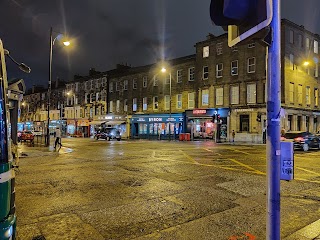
xmin=280 ymin=141 xmax=294 ymax=181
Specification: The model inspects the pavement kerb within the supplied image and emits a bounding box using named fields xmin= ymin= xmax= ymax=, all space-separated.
xmin=17 ymin=144 xmax=64 ymax=158
xmin=218 ymin=141 xmax=265 ymax=146
xmin=284 ymin=218 xmax=320 ymax=240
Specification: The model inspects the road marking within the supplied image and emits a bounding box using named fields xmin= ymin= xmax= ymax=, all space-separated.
xmin=296 ymin=167 xmax=320 ymax=176
xmin=228 ymin=158 xmax=265 ymax=175
xmin=203 ymin=148 xmax=222 ymax=155
xmin=179 ymin=150 xmax=199 ymax=164
xmin=231 ymin=149 xmax=251 ymax=155
xmin=295 ymin=178 xmax=320 ymax=184
xmin=150 ymin=156 xmax=262 ymax=174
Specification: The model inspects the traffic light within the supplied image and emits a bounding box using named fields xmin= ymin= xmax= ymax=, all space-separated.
xmin=210 ymin=0 xmax=273 ymax=47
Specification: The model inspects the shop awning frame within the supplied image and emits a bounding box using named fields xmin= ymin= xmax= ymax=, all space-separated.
xmin=105 ymin=120 xmax=126 ymax=126
xmin=89 ymin=121 xmax=106 ymax=125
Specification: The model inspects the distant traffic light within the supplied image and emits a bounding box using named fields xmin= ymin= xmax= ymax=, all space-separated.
xmin=210 ymin=0 xmax=273 ymax=46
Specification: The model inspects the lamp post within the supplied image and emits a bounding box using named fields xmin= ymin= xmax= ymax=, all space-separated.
xmin=46 ymin=27 xmax=70 ymax=147
xmin=161 ymin=67 xmax=172 ymax=141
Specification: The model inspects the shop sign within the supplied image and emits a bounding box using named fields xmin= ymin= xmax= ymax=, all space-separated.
xmin=137 ymin=118 xmax=146 ymax=122
xmin=67 ymin=120 xmax=76 ymax=125
xmin=149 ymin=117 xmax=163 ymax=122
xmin=166 ymin=117 xmax=176 ymax=122
xmin=131 ymin=116 xmax=184 ymax=123
xmin=193 ymin=109 xmax=207 ymax=114
xmin=78 ymin=120 xmax=89 ymax=126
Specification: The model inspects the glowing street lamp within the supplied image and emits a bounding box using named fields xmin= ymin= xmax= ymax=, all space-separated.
xmin=63 ymin=41 xmax=70 ymax=46
xmin=46 ymin=27 xmax=71 ymax=147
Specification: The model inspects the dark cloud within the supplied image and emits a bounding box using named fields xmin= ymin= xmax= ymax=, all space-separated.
xmin=1 ymin=0 xmax=320 ymax=89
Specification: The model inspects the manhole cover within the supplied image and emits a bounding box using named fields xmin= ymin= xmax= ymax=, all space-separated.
xmin=121 ymin=179 xmax=144 ymax=187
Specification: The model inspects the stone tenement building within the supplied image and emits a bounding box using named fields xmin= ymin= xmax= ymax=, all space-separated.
xmin=20 ymin=19 xmax=320 ymax=142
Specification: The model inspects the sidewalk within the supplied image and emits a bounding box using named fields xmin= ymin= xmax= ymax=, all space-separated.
xmin=17 ymin=142 xmax=71 ymax=159
xmin=284 ymin=219 xmax=320 ymax=239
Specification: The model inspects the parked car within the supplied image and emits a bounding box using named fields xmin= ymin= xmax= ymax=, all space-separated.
xmin=281 ymin=131 xmax=320 ymax=151
xmin=20 ymin=131 xmax=34 ymax=142
xmin=94 ymin=128 xmax=121 ymax=141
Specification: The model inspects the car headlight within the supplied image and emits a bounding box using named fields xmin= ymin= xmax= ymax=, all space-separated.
xmin=4 ymin=225 xmax=13 ymax=238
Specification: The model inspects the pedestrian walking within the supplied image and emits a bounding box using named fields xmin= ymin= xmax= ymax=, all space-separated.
xmin=232 ymin=130 xmax=235 ymax=143
xmin=262 ymin=127 xmax=267 ymax=144
xmin=54 ymin=127 xmax=62 ymax=149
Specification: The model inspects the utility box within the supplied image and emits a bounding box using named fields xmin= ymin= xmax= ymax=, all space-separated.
xmin=280 ymin=141 xmax=294 ymax=181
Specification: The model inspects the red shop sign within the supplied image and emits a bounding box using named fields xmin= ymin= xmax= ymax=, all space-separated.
xmin=193 ymin=109 xmax=206 ymax=114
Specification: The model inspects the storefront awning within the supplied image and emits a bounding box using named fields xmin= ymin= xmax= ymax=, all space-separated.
xmin=89 ymin=121 xmax=106 ymax=125
xmin=105 ymin=120 xmax=126 ymax=126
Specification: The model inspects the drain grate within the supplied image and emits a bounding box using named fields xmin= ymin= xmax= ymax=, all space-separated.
xmin=32 ymin=235 xmax=46 ymax=240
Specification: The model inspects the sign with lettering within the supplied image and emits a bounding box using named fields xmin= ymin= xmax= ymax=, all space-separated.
xmin=149 ymin=117 xmax=163 ymax=122
xmin=280 ymin=141 xmax=294 ymax=181
xmin=166 ymin=117 xmax=176 ymax=122
xmin=193 ymin=109 xmax=207 ymax=114
xmin=131 ymin=115 xmax=184 ymax=123
xmin=137 ymin=118 xmax=146 ymax=122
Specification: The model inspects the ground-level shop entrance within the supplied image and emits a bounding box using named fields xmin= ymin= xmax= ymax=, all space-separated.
xmin=185 ymin=108 xmax=229 ymax=142
xmin=131 ymin=113 xmax=184 ymax=140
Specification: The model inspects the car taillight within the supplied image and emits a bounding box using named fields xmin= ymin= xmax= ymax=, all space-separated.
xmin=294 ymin=137 xmax=304 ymax=142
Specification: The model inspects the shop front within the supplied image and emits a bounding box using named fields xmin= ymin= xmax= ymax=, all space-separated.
xmin=49 ymin=120 xmax=67 ymax=136
xmin=90 ymin=115 xmax=127 ymax=138
xmin=131 ymin=113 xmax=184 ymax=140
xmin=77 ymin=119 xmax=90 ymax=137
xmin=185 ymin=108 xmax=229 ymax=142
xmin=230 ymin=108 xmax=265 ymax=143
xmin=66 ymin=119 xmax=77 ymax=136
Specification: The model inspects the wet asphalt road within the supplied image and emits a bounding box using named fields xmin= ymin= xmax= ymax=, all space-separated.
xmin=15 ymin=138 xmax=320 ymax=240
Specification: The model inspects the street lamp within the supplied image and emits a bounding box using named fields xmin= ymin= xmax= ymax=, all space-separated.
xmin=161 ymin=67 xmax=172 ymax=141
xmin=46 ymin=27 xmax=70 ymax=147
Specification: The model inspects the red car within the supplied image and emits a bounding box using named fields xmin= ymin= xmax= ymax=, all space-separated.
xmin=20 ymin=131 xmax=34 ymax=142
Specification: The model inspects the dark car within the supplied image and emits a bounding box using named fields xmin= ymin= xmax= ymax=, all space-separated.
xmin=281 ymin=131 xmax=320 ymax=151
xmin=94 ymin=128 xmax=121 ymax=141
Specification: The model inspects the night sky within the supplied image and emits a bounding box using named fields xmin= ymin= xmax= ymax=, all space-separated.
xmin=1 ymin=0 xmax=320 ymax=90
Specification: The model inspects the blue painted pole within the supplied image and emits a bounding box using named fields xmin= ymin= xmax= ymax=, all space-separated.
xmin=267 ymin=0 xmax=281 ymax=239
